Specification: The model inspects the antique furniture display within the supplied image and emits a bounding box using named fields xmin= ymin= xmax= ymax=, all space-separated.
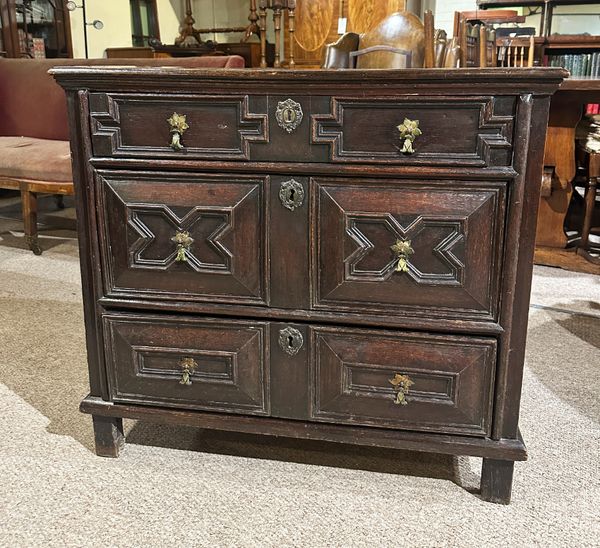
xmin=324 ymin=11 xmax=427 ymax=69
xmin=0 ymin=0 xmax=72 ymax=58
xmin=258 ymin=0 xmax=296 ymax=68
xmin=535 ymin=77 xmax=600 ymax=273
xmin=0 ymin=55 xmax=244 ymax=254
xmin=284 ymin=0 xmax=407 ymax=69
xmin=575 ymin=145 xmax=600 ymax=263
xmin=53 ymin=66 xmax=565 ymax=504
xmin=478 ymin=0 xmax=600 ymax=37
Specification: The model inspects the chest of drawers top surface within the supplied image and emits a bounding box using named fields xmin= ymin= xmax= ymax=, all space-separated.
xmin=55 ymin=67 xmax=564 ymax=504
xmin=54 ymin=66 xmax=565 ymax=170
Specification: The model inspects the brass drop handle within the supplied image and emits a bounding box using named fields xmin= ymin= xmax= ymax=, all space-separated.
xmin=397 ymin=118 xmax=422 ymax=154
xmin=171 ymin=230 xmax=194 ymax=262
xmin=391 ymin=239 xmax=414 ymax=273
xmin=179 ymin=357 xmax=198 ymax=386
xmin=168 ymin=112 xmax=189 ymax=151
xmin=389 ymin=373 xmax=414 ymax=406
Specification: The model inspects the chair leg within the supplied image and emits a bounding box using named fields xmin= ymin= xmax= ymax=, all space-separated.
xmin=580 ymin=176 xmax=597 ymax=251
xmin=54 ymin=194 xmax=65 ymax=210
xmin=20 ymin=187 xmax=42 ymax=255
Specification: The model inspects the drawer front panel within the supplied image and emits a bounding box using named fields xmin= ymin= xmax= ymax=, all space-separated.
xmin=310 ymin=326 xmax=496 ymax=436
xmin=104 ymin=314 xmax=269 ymax=414
xmin=97 ymin=171 xmax=268 ymax=305
xmin=313 ymin=178 xmax=507 ymax=321
xmin=89 ymin=93 xmax=269 ymax=160
xmin=312 ymin=96 xmax=515 ymax=167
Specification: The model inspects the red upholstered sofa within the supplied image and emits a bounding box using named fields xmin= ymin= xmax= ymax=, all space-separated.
xmin=0 ymin=55 xmax=245 ymax=254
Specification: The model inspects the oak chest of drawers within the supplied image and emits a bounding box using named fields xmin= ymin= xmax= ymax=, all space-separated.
xmin=53 ymin=66 xmax=565 ymax=504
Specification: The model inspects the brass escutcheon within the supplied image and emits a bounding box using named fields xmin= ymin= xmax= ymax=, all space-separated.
xmin=389 ymin=373 xmax=414 ymax=406
xmin=391 ymin=239 xmax=414 ymax=273
xmin=397 ymin=118 xmax=422 ymax=154
xmin=179 ymin=357 xmax=198 ymax=386
xmin=171 ymin=230 xmax=194 ymax=262
xmin=276 ymin=99 xmax=303 ymax=133
xmin=167 ymin=112 xmax=189 ymax=151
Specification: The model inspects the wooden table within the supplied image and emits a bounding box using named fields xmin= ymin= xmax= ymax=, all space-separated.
xmin=535 ymin=77 xmax=600 ymax=274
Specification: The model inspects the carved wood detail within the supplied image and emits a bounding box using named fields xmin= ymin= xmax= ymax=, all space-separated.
xmin=348 ymin=0 xmax=406 ymax=35
xmin=345 ymin=213 xmax=465 ymax=285
xmin=89 ymin=93 xmax=269 ymax=160
xmin=105 ymin=315 xmax=269 ymax=415
xmin=312 ymin=97 xmax=514 ymax=166
xmin=127 ymin=205 xmax=233 ymax=274
xmin=311 ymin=327 xmax=495 ymax=436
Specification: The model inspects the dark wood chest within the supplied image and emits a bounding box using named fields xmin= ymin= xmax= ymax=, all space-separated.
xmin=53 ymin=66 xmax=565 ymax=504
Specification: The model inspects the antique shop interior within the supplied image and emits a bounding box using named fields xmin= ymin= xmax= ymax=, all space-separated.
xmin=0 ymin=0 xmax=598 ymax=545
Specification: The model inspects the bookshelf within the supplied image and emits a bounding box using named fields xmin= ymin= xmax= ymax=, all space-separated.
xmin=0 ymin=0 xmax=72 ymax=58
xmin=478 ymin=0 xmax=600 ymax=76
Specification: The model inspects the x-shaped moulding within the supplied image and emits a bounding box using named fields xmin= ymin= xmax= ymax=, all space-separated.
xmin=127 ymin=204 xmax=232 ymax=273
xmin=345 ymin=213 xmax=465 ymax=285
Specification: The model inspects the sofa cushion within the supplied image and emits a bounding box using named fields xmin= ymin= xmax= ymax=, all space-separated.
xmin=0 ymin=137 xmax=72 ymax=183
xmin=0 ymin=56 xmax=245 ymax=141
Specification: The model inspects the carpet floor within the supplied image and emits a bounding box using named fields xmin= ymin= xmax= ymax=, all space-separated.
xmin=0 ymin=205 xmax=599 ymax=547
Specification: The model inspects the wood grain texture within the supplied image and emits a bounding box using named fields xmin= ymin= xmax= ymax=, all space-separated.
xmin=294 ymin=0 xmax=335 ymax=52
xmin=348 ymin=0 xmax=406 ymax=35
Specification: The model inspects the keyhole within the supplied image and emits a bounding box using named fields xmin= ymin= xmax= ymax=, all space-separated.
xmin=283 ymin=108 xmax=297 ymax=124
xmin=288 ymin=335 xmax=295 ymax=348
xmin=288 ymin=188 xmax=295 ymax=202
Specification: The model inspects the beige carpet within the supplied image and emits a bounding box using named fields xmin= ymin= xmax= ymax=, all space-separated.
xmin=0 ymin=212 xmax=599 ymax=547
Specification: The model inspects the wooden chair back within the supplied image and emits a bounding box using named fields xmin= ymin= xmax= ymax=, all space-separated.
xmin=497 ymin=35 xmax=535 ymax=68
xmin=479 ymin=26 xmax=497 ymax=68
xmin=458 ymin=16 xmax=480 ymax=67
xmin=350 ymin=45 xmax=413 ymax=69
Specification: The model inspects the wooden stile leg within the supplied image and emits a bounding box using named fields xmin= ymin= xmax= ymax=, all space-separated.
xmin=480 ymin=458 xmax=515 ymax=504
xmin=20 ymin=186 xmax=42 ymax=255
xmin=259 ymin=2 xmax=268 ymax=68
xmin=92 ymin=415 xmax=125 ymax=458
xmin=288 ymin=2 xmax=296 ymax=69
xmin=273 ymin=8 xmax=282 ymax=68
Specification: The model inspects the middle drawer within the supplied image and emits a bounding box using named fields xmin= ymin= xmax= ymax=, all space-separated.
xmin=96 ymin=169 xmax=507 ymax=323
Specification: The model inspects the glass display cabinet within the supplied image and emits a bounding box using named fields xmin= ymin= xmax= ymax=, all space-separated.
xmin=0 ymin=0 xmax=72 ymax=58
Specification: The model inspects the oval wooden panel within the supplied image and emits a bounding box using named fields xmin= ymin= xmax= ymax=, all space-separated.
xmin=295 ymin=0 xmax=335 ymax=52
xmin=348 ymin=0 xmax=405 ymax=35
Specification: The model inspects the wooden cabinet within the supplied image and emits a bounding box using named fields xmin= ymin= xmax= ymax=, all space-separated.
xmin=53 ymin=66 xmax=565 ymax=504
xmin=0 ymin=0 xmax=72 ymax=58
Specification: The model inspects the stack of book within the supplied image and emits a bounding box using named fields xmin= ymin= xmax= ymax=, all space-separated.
xmin=32 ymin=38 xmax=46 ymax=59
xmin=548 ymin=53 xmax=600 ymax=77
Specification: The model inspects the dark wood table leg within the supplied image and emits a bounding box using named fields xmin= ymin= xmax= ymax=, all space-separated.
xmin=92 ymin=415 xmax=125 ymax=458
xmin=20 ymin=186 xmax=42 ymax=255
xmin=481 ymin=458 xmax=515 ymax=504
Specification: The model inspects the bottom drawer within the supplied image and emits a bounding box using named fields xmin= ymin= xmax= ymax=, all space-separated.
xmin=310 ymin=326 xmax=497 ymax=437
xmin=102 ymin=313 xmax=496 ymax=437
xmin=103 ymin=314 xmax=269 ymax=415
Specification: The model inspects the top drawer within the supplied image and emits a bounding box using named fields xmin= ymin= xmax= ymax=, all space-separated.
xmin=89 ymin=93 xmax=269 ymax=161
xmin=88 ymin=93 xmax=516 ymax=168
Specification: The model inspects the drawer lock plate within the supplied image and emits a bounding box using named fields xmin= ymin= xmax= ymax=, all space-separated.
xmin=279 ymin=327 xmax=304 ymax=356
xmin=389 ymin=373 xmax=414 ymax=406
xmin=276 ymin=99 xmax=303 ymax=133
xmin=279 ymin=179 xmax=305 ymax=211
